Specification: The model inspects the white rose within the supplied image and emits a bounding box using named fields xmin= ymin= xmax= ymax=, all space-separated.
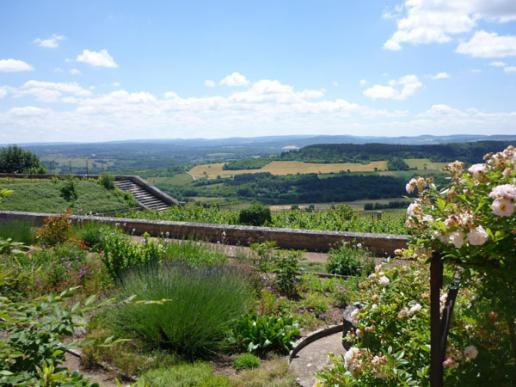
xmin=467 ymin=225 xmax=489 ymax=246
xmin=491 ymin=198 xmax=514 ymax=217
xmin=406 ymin=201 xmax=420 ymax=217
xmin=489 ymin=184 xmax=516 ymax=200
xmin=344 ymin=347 xmax=360 ymax=371
xmin=378 ymin=276 xmax=390 ymax=286
xmin=463 ymin=345 xmax=478 ymax=360
xmin=406 ymin=178 xmax=417 ymax=194
xmin=409 ymin=303 xmax=422 ymax=315
xmin=449 ymin=231 xmax=465 ymax=248
xmin=468 ymin=163 xmax=486 ymax=177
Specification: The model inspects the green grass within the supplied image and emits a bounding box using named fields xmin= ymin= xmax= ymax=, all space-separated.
xmin=0 ymin=178 xmax=136 ymax=214
xmin=0 ymin=219 xmax=35 ymax=244
xmin=136 ymin=363 xmax=230 ymax=387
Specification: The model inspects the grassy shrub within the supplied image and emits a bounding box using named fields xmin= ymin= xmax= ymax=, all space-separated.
xmin=0 ymin=219 xmax=35 ymax=244
xmin=36 ymin=211 xmax=72 ymax=246
xmin=233 ymin=353 xmax=261 ymax=371
xmin=164 ymin=240 xmax=227 ymax=268
xmin=229 ymin=314 xmax=300 ymax=355
xmin=111 ymin=264 xmax=254 ymax=359
xmin=326 ymin=243 xmax=374 ymax=276
xmin=98 ymin=173 xmax=115 ymax=190
xmin=136 ymin=363 xmax=230 ymax=387
xmin=238 ymin=204 xmax=272 ymax=226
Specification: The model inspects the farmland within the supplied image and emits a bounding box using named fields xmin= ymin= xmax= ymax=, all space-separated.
xmin=189 ymin=160 xmax=389 ymax=180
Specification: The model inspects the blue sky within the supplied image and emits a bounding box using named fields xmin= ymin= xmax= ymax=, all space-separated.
xmin=1 ymin=0 xmax=516 ymax=143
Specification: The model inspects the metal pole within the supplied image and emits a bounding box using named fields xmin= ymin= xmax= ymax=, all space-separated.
xmin=430 ymin=253 xmax=444 ymax=387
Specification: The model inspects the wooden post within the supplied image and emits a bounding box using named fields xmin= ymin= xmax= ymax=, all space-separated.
xmin=430 ymin=253 xmax=443 ymax=387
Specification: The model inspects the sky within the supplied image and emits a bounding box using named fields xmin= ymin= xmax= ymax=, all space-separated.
xmin=1 ymin=0 xmax=516 ymax=143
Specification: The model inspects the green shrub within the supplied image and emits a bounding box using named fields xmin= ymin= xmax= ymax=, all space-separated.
xmin=111 ymin=264 xmax=254 ymax=359
xmin=273 ymin=250 xmax=302 ymax=298
xmin=0 ymin=286 xmax=94 ymax=386
xmin=99 ymin=230 xmax=165 ymax=281
xmin=74 ymin=222 xmax=112 ymax=250
xmin=60 ymin=179 xmax=78 ymax=201
xmin=136 ymin=363 xmax=230 ymax=387
xmin=98 ymin=173 xmax=115 ymax=190
xmin=229 ymin=314 xmax=300 ymax=355
xmin=326 ymin=243 xmax=374 ymax=276
xmin=250 ymin=241 xmax=278 ymax=272
xmin=0 ymin=219 xmax=35 ymax=244
xmin=233 ymin=353 xmax=261 ymax=371
xmin=239 ymin=204 xmax=272 ymax=226
xmin=29 ymin=241 xmax=89 ymax=291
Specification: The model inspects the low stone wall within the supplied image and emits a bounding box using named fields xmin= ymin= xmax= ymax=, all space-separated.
xmin=0 ymin=210 xmax=408 ymax=255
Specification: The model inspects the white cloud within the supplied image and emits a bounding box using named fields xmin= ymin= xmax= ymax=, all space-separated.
xmin=456 ymin=30 xmax=516 ymax=58
xmin=384 ymin=0 xmax=516 ymax=50
xmin=204 ymin=79 xmax=216 ymax=88
xmin=76 ymin=49 xmax=118 ymax=68
xmin=0 ymin=77 xmax=514 ymax=142
xmin=0 ymin=59 xmax=33 ymax=72
xmin=489 ymin=60 xmax=516 ymax=74
xmin=219 ymin=72 xmax=249 ymax=87
xmin=8 ymin=106 xmax=49 ymax=117
xmin=431 ymin=72 xmax=450 ymax=80
xmin=13 ymin=80 xmax=92 ymax=102
xmin=490 ymin=61 xmax=507 ymax=67
xmin=69 ymin=68 xmax=81 ymax=76
xmin=34 ymin=34 xmax=64 ymax=48
xmin=363 ymin=74 xmax=422 ymax=100
xmin=0 ymin=88 xmax=6 ymax=99
xmin=359 ymin=79 xmax=368 ymax=86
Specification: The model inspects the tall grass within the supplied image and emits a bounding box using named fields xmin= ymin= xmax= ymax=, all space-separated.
xmin=0 ymin=219 xmax=35 ymax=244
xmin=111 ymin=264 xmax=254 ymax=359
xmin=164 ymin=240 xmax=227 ymax=268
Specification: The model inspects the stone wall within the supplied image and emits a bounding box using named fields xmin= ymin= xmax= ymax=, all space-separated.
xmin=0 ymin=210 xmax=408 ymax=255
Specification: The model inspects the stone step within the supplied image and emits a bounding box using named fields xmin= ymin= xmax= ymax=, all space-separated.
xmin=115 ymin=178 xmax=171 ymax=211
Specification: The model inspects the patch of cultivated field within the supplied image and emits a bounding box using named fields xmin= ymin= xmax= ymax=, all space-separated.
xmin=148 ymin=174 xmax=193 ymax=186
xmin=269 ymin=197 xmax=409 ymax=211
xmin=404 ymin=158 xmax=447 ymax=170
xmin=188 ymin=160 xmax=388 ymax=179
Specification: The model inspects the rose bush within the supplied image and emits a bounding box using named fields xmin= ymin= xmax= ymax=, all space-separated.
xmin=319 ymin=146 xmax=515 ymax=385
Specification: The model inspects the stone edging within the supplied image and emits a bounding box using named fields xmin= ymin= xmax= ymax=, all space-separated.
xmin=65 ymin=348 xmax=137 ymax=383
xmin=288 ymin=324 xmax=344 ymax=363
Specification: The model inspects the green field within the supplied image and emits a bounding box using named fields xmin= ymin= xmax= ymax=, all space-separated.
xmin=0 ymin=178 xmax=135 ymax=214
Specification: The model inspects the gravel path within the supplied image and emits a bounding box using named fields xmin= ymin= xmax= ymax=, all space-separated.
xmin=289 ymin=332 xmax=345 ymax=387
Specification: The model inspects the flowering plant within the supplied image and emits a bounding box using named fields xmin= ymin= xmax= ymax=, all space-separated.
xmin=404 ymin=145 xmax=515 ymax=269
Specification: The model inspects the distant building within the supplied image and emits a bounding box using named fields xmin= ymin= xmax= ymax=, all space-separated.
xmin=281 ymin=145 xmax=300 ymax=152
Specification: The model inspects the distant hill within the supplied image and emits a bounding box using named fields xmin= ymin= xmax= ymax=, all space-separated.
xmin=279 ymin=141 xmax=514 ymax=164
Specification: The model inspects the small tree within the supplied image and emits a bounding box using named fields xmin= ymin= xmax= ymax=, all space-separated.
xmin=387 ymin=157 xmax=410 ymax=171
xmin=239 ymin=204 xmax=272 ymax=226
xmin=0 ymin=145 xmax=46 ymax=174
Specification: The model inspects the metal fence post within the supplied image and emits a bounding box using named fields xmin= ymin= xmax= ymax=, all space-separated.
xmin=430 ymin=253 xmax=444 ymax=387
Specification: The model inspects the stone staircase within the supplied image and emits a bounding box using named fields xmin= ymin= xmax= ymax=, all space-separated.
xmin=115 ymin=178 xmax=171 ymax=211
